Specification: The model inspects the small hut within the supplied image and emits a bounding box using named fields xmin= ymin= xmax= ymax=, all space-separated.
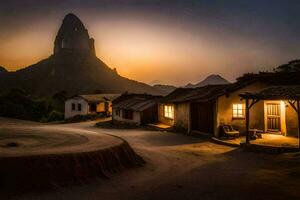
xmin=112 ymin=93 xmax=162 ymax=126
xmin=240 ymin=85 xmax=300 ymax=147
xmin=65 ymin=94 xmax=120 ymax=119
xmin=158 ymin=85 xmax=228 ymax=134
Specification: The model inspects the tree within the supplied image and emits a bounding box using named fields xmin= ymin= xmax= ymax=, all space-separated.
xmin=274 ymin=59 xmax=300 ymax=72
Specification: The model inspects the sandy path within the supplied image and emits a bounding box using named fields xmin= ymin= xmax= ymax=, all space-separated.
xmin=0 ymin=118 xmax=122 ymax=156
xmin=1 ymin=119 xmax=300 ymax=200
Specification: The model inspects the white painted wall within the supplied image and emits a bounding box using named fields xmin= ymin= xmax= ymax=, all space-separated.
xmin=65 ymin=97 xmax=89 ymax=119
xmin=112 ymin=108 xmax=141 ymax=125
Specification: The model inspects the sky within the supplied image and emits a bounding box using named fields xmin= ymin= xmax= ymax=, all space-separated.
xmin=0 ymin=0 xmax=300 ymax=86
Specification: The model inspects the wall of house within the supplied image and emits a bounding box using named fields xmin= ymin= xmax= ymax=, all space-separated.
xmin=158 ymin=103 xmax=175 ymax=126
xmin=158 ymin=103 xmax=190 ymax=131
xmin=112 ymin=108 xmax=141 ymax=125
xmin=108 ymin=102 xmax=113 ymax=114
xmin=285 ymin=103 xmax=299 ymax=137
xmin=96 ymin=102 xmax=105 ymax=113
xmin=95 ymin=101 xmax=113 ymax=115
xmin=174 ymin=103 xmax=190 ymax=131
xmin=65 ymin=98 xmax=89 ymax=119
xmin=216 ymin=82 xmax=268 ymax=137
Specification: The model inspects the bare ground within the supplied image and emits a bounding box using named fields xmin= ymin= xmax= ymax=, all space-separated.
xmin=1 ymin=118 xmax=300 ymax=200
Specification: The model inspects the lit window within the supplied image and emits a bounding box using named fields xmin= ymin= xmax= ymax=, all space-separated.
xmin=233 ymin=104 xmax=244 ymax=118
xmin=164 ymin=105 xmax=174 ymax=119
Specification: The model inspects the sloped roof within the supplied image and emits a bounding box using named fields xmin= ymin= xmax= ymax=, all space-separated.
xmin=239 ymin=85 xmax=300 ymax=100
xmin=70 ymin=94 xmax=121 ymax=103
xmin=224 ymin=72 xmax=300 ymax=94
xmin=160 ymin=84 xmax=229 ymax=103
xmin=113 ymin=93 xmax=161 ymax=111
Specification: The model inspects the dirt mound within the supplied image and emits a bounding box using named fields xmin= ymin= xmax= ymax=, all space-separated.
xmin=0 ymin=123 xmax=144 ymax=190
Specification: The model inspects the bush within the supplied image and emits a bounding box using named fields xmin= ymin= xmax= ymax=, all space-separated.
xmin=65 ymin=114 xmax=99 ymax=123
xmin=46 ymin=110 xmax=64 ymax=122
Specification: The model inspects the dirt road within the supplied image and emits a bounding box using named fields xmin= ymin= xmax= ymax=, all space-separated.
xmin=2 ymin=119 xmax=300 ymax=200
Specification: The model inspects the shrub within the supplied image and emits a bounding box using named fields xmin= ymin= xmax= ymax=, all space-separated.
xmin=47 ymin=110 xmax=64 ymax=122
xmin=65 ymin=114 xmax=101 ymax=123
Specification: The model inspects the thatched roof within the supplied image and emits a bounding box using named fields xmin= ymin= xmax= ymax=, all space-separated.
xmin=160 ymin=84 xmax=229 ymax=103
xmin=113 ymin=93 xmax=161 ymax=111
xmin=239 ymin=85 xmax=300 ymax=100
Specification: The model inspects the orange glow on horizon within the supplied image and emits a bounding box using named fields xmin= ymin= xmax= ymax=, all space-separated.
xmin=0 ymin=14 xmax=298 ymax=86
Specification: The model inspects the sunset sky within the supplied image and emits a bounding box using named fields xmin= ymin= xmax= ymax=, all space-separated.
xmin=1 ymin=0 xmax=300 ymax=86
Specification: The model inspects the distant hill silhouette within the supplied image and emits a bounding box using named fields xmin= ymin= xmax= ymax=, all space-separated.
xmin=0 ymin=66 xmax=8 ymax=74
xmin=0 ymin=13 xmax=164 ymax=96
xmin=185 ymin=74 xmax=230 ymax=88
xmin=153 ymin=84 xmax=176 ymax=94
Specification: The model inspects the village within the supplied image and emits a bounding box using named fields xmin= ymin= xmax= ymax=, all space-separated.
xmin=1 ymin=2 xmax=300 ymax=199
xmin=65 ymin=71 xmax=300 ymax=151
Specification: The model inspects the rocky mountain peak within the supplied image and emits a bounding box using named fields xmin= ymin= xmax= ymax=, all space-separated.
xmin=53 ymin=13 xmax=95 ymax=55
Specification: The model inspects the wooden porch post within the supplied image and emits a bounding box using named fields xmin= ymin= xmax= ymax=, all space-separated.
xmin=245 ymin=98 xmax=250 ymax=144
xmin=297 ymin=100 xmax=300 ymax=148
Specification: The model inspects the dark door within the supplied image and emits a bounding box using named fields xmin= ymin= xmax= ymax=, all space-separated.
xmin=191 ymin=101 xmax=214 ymax=134
xmin=141 ymin=106 xmax=158 ymax=125
xmin=89 ymin=103 xmax=97 ymax=112
xmin=266 ymin=103 xmax=281 ymax=132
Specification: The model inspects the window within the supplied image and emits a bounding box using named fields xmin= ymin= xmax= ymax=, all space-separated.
xmin=164 ymin=105 xmax=174 ymax=119
xmin=78 ymin=104 xmax=82 ymax=111
xmin=89 ymin=103 xmax=97 ymax=112
xmin=123 ymin=109 xmax=133 ymax=120
xmin=233 ymin=104 xmax=244 ymax=118
xmin=116 ymin=109 xmax=120 ymax=116
xmin=72 ymin=103 xmax=76 ymax=111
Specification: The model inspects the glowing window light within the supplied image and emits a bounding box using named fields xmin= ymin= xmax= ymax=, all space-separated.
xmin=164 ymin=105 xmax=174 ymax=119
xmin=233 ymin=104 xmax=245 ymax=118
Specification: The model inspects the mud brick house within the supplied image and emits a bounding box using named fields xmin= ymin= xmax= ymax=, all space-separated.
xmin=239 ymin=85 xmax=300 ymax=145
xmin=112 ymin=93 xmax=162 ymax=126
xmin=65 ymin=94 xmax=120 ymax=119
xmin=158 ymin=84 xmax=228 ymax=134
xmin=158 ymin=72 xmax=300 ymax=139
xmin=215 ymin=72 xmax=300 ymax=138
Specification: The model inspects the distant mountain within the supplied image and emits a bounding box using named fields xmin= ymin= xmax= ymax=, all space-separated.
xmin=153 ymin=84 xmax=176 ymax=95
xmin=0 ymin=66 xmax=8 ymax=74
xmin=0 ymin=13 xmax=163 ymax=96
xmin=149 ymin=80 xmax=162 ymax=86
xmin=185 ymin=74 xmax=230 ymax=88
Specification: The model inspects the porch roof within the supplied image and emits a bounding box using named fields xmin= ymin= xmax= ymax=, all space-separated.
xmin=221 ymin=72 xmax=300 ymax=97
xmin=239 ymin=85 xmax=300 ymax=100
xmin=239 ymin=85 xmax=300 ymax=147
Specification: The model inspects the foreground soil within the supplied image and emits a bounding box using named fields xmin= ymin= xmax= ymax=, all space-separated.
xmin=1 ymin=118 xmax=300 ymax=200
xmin=0 ymin=118 xmax=143 ymax=191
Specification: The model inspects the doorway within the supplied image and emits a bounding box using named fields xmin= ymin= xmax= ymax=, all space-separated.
xmin=89 ymin=103 xmax=97 ymax=112
xmin=191 ymin=102 xmax=214 ymax=134
xmin=266 ymin=103 xmax=281 ymax=132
